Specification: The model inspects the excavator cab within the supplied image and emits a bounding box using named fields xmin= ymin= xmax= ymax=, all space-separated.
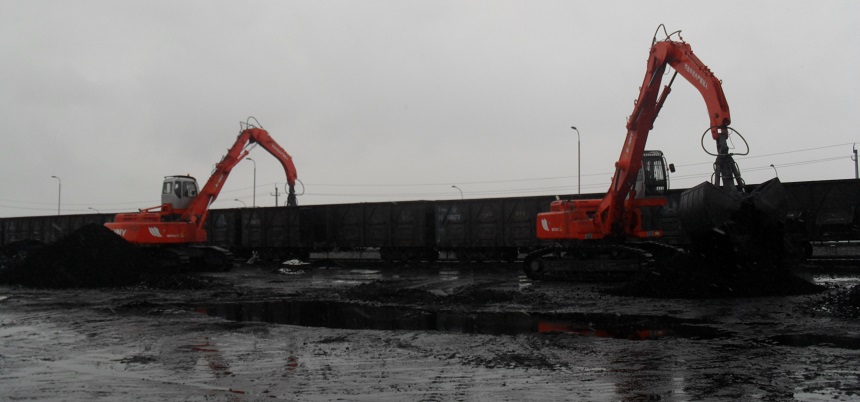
xmin=161 ymin=176 xmax=199 ymax=211
xmin=640 ymin=150 xmax=673 ymax=197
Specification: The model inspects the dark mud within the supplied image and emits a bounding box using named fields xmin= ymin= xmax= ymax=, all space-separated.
xmin=202 ymin=298 xmax=730 ymax=341
xmin=342 ymin=280 xmax=550 ymax=307
xmin=2 ymin=263 xmax=860 ymax=400
xmin=2 ymin=227 xmax=860 ymax=400
xmin=607 ymin=252 xmax=825 ymax=299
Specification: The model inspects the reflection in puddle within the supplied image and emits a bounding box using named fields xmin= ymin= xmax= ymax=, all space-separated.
xmin=199 ymin=300 xmax=729 ymax=341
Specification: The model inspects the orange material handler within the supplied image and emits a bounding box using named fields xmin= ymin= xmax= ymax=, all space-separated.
xmin=105 ymin=117 xmax=298 ymax=269
xmin=525 ymin=26 xmax=785 ymax=280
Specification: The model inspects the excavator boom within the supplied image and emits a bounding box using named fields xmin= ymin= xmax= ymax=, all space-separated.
xmin=182 ymin=126 xmax=298 ymax=231
xmin=600 ymin=38 xmax=733 ymax=238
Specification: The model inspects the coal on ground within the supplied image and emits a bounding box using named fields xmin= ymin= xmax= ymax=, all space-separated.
xmin=811 ymin=284 xmax=860 ymax=318
xmin=342 ymin=281 xmax=438 ymax=305
xmin=606 ymin=253 xmax=825 ymax=299
xmin=0 ymin=224 xmax=175 ymax=288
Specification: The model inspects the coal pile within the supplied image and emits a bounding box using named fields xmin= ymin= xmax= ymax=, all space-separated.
xmin=0 ymin=224 xmax=163 ymax=288
xmin=607 ymin=253 xmax=825 ymax=299
xmin=343 ymin=281 xmax=438 ymax=304
xmin=814 ymin=284 xmax=860 ymax=318
xmin=849 ymin=285 xmax=860 ymax=307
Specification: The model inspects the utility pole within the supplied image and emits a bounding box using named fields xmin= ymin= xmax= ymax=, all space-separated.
xmin=246 ymin=157 xmax=257 ymax=207
xmin=853 ymin=144 xmax=858 ymax=179
xmin=270 ymin=185 xmax=280 ymax=206
xmin=571 ymin=126 xmax=581 ymax=194
xmin=50 ymin=176 xmax=61 ymax=215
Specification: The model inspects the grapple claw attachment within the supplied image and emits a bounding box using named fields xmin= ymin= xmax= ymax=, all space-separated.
xmin=679 ymin=178 xmax=788 ymax=262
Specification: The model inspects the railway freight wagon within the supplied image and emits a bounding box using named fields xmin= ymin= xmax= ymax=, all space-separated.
xmin=7 ymin=179 xmax=860 ymax=262
xmin=298 ymin=201 xmax=437 ymax=262
xmin=0 ymin=213 xmax=112 ymax=247
xmin=331 ymin=201 xmax=437 ymax=261
xmin=204 ymin=201 xmax=438 ymax=262
xmin=434 ymin=196 xmax=559 ymax=262
xmin=206 ymin=206 xmax=312 ymax=262
xmin=782 ymin=179 xmax=860 ymax=241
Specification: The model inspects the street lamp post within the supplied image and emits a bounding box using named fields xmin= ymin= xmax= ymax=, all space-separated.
xmin=571 ymin=126 xmax=580 ymax=194
xmin=50 ymin=176 xmax=61 ymax=215
xmin=88 ymin=207 xmax=100 ymax=213
xmin=246 ymin=157 xmax=256 ymax=207
xmin=451 ymin=185 xmax=463 ymax=200
xmin=234 ymin=199 xmax=247 ymax=208
xmin=770 ymin=164 xmax=779 ymax=178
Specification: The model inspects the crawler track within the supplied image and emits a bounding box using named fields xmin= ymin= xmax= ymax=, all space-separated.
xmin=523 ymin=244 xmax=659 ymax=282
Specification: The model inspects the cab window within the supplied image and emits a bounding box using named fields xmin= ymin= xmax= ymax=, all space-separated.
xmin=183 ymin=182 xmax=198 ymax=198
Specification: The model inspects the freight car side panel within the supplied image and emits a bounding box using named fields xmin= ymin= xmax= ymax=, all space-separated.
xmin=364 ymin=203 xmax=391 ymax=247
xmin=783 ymin=179 xmax=860 ymax=240
xmin=305 ymin=205 xmax=333 ymax=252
xmin=330 ymin=203 xmax=364 ymax=248
xmin=470 ymin=199 xmax=503 ymax=247
xmin=391 ymin=202 xmax=434 ymax=248
xmin=1 ymin=214 xmax=109 ymax=246
xmin=435 ymin=201 xmax=467 ymax=248
xmin=268 ymin=207 xmax=303 ymax=249
xmin=241 ymin=208 xmax=266 ymax=250
xmin=502 ymin=196 xmax=556 ymax=248
xmin=207 ymin=209 xmax=241 ymax=249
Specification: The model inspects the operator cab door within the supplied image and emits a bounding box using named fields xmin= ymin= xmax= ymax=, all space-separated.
xmin=161 ymin=176 xmax=199 ymax=211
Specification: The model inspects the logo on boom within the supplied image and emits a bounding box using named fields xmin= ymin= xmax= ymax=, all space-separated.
xmin=683 ymin=64 xmax=708 ymax=89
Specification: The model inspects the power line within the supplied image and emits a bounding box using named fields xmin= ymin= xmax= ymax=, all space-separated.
xmin=2 ymin=143 xmax=857 ymax=211
xmin=302 ymin=143 xmax=857 ymax=188
xmin=301 ymin=155 xmax=852 ymax=199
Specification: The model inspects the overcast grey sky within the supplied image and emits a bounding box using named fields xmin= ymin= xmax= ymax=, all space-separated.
xmin=2 ymin=1 xmax=858 ymax=217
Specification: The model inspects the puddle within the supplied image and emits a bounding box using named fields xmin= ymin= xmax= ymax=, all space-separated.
xmin=769 ymin=334 xmax=860 ymax=350
xmin=198 ymin=299 xmax=729 ymax=341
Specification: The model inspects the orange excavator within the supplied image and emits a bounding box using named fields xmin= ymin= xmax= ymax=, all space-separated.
xmin=524 ymin=26 xmax=786 ymax=280
xmin=105 ymin=117 xmax=298 ymax=269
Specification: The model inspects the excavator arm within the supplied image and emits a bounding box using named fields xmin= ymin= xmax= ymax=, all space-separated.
xmin=599 ymin=36 xmax=734 ymax=238
xmin=182 ymin=125 xmax=298 ymax=229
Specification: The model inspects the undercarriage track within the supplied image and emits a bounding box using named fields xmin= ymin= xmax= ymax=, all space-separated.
xmin=523 ymin=243 xmax=676 ymax=282
xmin=146 ymin=245 xmax=236 ymax=272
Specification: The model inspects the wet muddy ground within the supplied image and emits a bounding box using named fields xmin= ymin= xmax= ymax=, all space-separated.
xmin=2 ymin=260 xmax=860 ymax=401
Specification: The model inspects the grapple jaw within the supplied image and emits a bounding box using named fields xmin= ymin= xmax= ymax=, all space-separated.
xmin=679 ymin=178 xmax=788 ymax=263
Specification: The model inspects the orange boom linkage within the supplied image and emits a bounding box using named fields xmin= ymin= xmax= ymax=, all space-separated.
xmin=106 ymin=118 xmax=298 ymax=269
